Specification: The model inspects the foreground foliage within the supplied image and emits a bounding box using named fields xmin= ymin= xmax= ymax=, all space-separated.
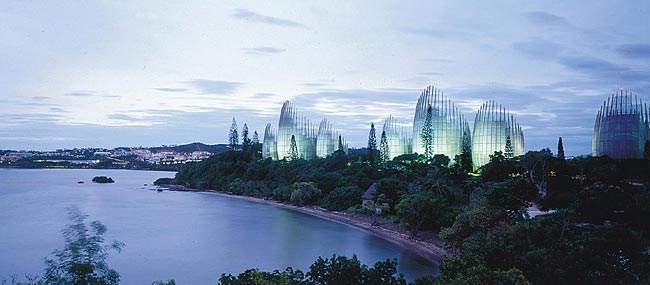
xmin=3 ymin=207 xmax=124 ymax=285
xmin=43 ymin=207 xmax=125 ymax=285
xmin=218 ymin=254 xmax=408 ymax=285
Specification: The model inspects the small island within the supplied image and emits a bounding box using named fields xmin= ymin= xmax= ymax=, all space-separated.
xmin=92 ymin=176 xmax=115 ymax=183
xmin=153 ymin=177 xmax=174 ymax=186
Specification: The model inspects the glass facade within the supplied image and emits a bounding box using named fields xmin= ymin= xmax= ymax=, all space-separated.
xmin=262 ymin=123 xmax=278 ymax=160
xmin=316 ymin=118 xmax=348 ymax=158
xmin=472 ymin=101 xmax=525 ymax=169
xmin=412 ymin=85 xmax=470 ymax=160
xmin=382 ymin=115 xmax=411 ymax=160
xmin=592 ymin=90 xmax=650 ymax=159
xmin=265 ymin=100 xmax=347 ymax=160
xmin=276 ymin=101 xmax=317 ymax=160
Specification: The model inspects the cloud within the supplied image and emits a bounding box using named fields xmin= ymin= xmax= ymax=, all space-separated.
xmin=186 ymin=80 xmax=244 ymax=95
xmin=512 ymin=38 xmax=649 ymax=90
xmin=418 ymin=72 xmax=443 ymax=76
xmin=0 ymin=113 xmax=64 ymax=125
xmin=559 ymin=55 xmax=649 ymax=82
xmin=302 ymin=82 xmax=331 ymax=88
xmin=107 ymin=114 xmax=141 ymax=121
xmin=63 ymin=91 xmax=94 ymax=97
xmin=523 ymin=11 xmax=570 ymax=27
xmin=232 ymin=8 xmax=303 ymax=28
xmin=106 ymin=112 xmax=171 ymax=126
xmin=422 ymin=58 xmax=453 ymax=64
xmin=243 ymin=47 xmax=285 ymax=55
xmin=154 ymin=87 xmax=188 ymax=93
xmin=512 ymin=38 xmax=562 ymax=59
xmin=254 ymin=93 xmax=276 ymax=99
xmin=0 ymin=136 xmax=67 ymax=142
xmin=400 ymin=27 xmax=471 ymax=42
xmin=617 ymin=43 xmax=650 ymax=59
xmin=31 ymin=96 xmax=49 ymax=100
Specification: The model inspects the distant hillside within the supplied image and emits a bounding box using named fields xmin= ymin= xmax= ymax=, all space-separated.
xmin=148 ymin=143 xmax=230 ymax=154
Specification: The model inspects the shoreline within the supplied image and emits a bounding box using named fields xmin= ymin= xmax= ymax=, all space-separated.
xmin=164 ymin=185 xmax=447 ymax=265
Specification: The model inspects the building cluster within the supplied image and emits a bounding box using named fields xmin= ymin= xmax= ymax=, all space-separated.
xmin=592 ymin=90 xmax=650 ymax=159
xmin=0 ymin=152 xmax=34 ymax=163
xmin=128 ymin=149 xmax=213 ymax=165
xmin=263 ymin=101 xmax=348 ymax=160
xmin=0 ymin=147 xmax=213 ymax=166
xmin=263 ymin=84 xmax=526 ymax=169
xmin=261 ymin=84 xmax=650 ymax=167
xmin=0 ymin=148 xmax=97 ymax=164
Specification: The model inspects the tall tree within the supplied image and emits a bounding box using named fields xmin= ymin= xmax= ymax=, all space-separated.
xmin=252 ymin=131 xmax=259 ymax=145
xmin=557 ymin=137 xmax=565 ymax=160
xmin=367 ymin=122 xmax=377 ymax=164
xmin=421 ymin=105 xmax=434 ymax=159
xmin=241 ymin=123 xmax=251 ymax=152
xmin=338 ymin=135 xmax=344 ymax=152
xmin=228 ymin=117 xmax=239 ymax=151
xmin=396 ymin=191 xmax=448 ymax=239
xmin=251 ymin=130 xmax=261 ymax=158
xmin=521 ymin=148 xmax=553 ymax=198
xmin=460 ymin=131 xmax=473 ymax=172
xmin=504 ymin=136 xmax=514 ymax=159
xmin=380 ymin=130 xmax=390 ymax=162
xmin=645 ymin=140 xmax=650 ymax=161
xmin=289 ymin=135 xmax=299 ymax=161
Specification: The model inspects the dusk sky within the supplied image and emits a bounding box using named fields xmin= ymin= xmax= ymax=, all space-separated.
xmin=1 ymin=1 xmax=649 ymax=156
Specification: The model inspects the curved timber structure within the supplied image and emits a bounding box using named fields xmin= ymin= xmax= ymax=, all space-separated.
xmin=277 ymin=101 xmax=317 ymax=160
xmin=382 ymin=115 xmax=411 ymax=160
xmin=412 ymin=85 xmax=471 ymax=160
xmin=592 ymin=90 xmax=650 ymax=159
xmin=265 ymin=100 xmax=348 ymax=160
xmin=317 ymin=118 xmax=348 ymax=158
xmin=262 ymin=123 xmax=278 ymax=160
xmin=472 ymin=101 xmax=524 ymax=169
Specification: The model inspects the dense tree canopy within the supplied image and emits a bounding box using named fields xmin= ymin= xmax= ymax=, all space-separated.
xmin=174 ymin=146 xmax=650 ymax=284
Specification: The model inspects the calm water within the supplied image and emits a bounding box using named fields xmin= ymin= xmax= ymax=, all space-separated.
xmin=0 ymin=169 xmax=437 ymax=283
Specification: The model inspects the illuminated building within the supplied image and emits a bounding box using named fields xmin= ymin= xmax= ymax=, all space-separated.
xmin=592 ymin=90 xmax=650 ymax=159
xmin=262 ymin=123 xmax=278 ymax=160
xmin=264 ymin=100 xmax=347 ymax=160
xmin=472 ymin=101 xmax=524 ymax=168
xmin=276 ymin=101 xmax=317 ymax=160
xmin=317 ymin=118 xmax=348 ymax=158
xmin=382 ymin=115 xmax=411 ymax=160
xmin=412 ymin=85 xmax=471 ymax=160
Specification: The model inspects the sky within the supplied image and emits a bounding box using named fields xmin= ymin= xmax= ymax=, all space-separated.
xmin=1 ymin=1 xmax=649 ymax=156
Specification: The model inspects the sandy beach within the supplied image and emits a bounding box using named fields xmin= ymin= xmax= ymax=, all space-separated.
xmin=164 ymin=185 xmax=447 ymax=264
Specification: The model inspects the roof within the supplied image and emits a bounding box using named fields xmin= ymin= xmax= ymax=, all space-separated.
xmin=362 ymin=182 xmax=377 ymax=200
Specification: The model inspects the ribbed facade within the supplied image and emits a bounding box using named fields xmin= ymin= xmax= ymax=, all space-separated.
xmin=592 ymin=90 xmax=650 ymax=159
xmin=412 ymin=85 xmax=470 ymax=160
xmin=472 ymin=101 xmax=524 ymax=169
xmin=263 ymin=101 xmax=348 ymax=160
xmin=277 ymin=101 xmax=317 ymax=160
xmin=317 ymin=118 xmax=348 ymax=158
xmin=382 ymin=115 xmax=411 ymax=160
xmin=262 ymin=123 xmax=278 ymax=160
